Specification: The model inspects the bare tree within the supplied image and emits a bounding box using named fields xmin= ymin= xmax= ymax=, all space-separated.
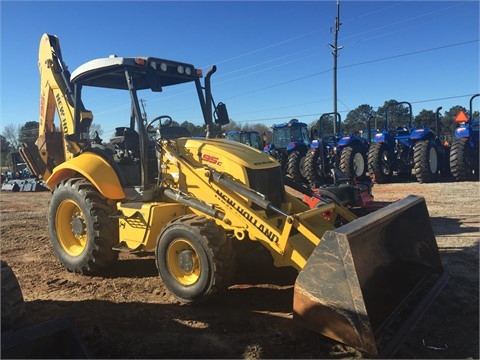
xmin=89 ymin=123 xmax=104 ymax=142
xmin=1 ymin=123 xmax=20 ymax=150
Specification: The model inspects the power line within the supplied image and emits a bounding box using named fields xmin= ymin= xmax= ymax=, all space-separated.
xmin=205 ymin=2 xmax=468 ymax=85
xmin=340 ymin=2 xmax=466 ymax=44
xmin=203 ymin=2 xmax=411 ymax=70
xmin=339 ymin=40 xmax=479 ymax=70
xmin=233 ymin=93 xmax=477 ymax=124
xmin=223 ymin=39 xmax=478 ymax=101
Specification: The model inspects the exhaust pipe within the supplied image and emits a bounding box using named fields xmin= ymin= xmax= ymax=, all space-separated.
xmin=293 ymin=195 xmax=449 ymax=357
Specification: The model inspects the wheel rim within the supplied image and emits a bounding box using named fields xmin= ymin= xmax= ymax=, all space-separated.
xmin=353 ymin=152 xmax=365 ymax=177
xmin=167 ymin=239 xmax=200 ymax=286
xmin=381 ymin=150 xmax=390 ymax=175
xmin=56 ymin=199 xmax=87 ymax=256
xmin=429 ymin=146 xmax=438 ymax=173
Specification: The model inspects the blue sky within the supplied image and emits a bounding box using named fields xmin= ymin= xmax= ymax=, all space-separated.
xmin=1 ymin=1 xmax=479 ymax=140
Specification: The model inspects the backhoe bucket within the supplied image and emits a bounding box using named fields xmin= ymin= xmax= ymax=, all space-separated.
xmin=0 ymin=179 xmax=49 ymax=192
xmin=293 ymin=195 xmax=449 ymax=358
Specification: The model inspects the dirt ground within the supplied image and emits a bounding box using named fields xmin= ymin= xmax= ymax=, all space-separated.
xmin=0 ymin=178 xmax=478 ymax=359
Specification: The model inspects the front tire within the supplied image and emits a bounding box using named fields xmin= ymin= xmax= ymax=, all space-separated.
xmin=368 ymin=142 xmax=392 ymax=184
xmin=155 ymin=215 xmax=235 ymax=303
xmin=48 ymin=177 xmax=119 ymax=274
xmin=414 ymin=140 xmax=439 ymax=183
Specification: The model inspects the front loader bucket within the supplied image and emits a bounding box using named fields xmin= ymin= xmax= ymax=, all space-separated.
xmin=293 ymin=195 xmax=449 ymax=358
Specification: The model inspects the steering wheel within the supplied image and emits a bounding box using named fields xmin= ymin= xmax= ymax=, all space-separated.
xmin=146 ymin=115 xmax=173 ymax=134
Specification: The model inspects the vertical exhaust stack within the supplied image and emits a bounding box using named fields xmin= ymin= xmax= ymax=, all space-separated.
xmin=293 ymin=195 xmax=449 ymax=357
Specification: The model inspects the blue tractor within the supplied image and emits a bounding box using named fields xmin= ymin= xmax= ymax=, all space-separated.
xmin=304 ymin=112 xmax=369 ymax=186
xmin=367 ymin=101 xmax=449 ymax=184
xmin=264 ymin=119 xmax=311 ymax=183
xmin=449 ymin=93 xmax=479 ymax=181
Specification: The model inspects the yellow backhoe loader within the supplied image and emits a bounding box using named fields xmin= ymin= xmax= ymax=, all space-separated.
xmin=20 ymin=34 xmax=449 ymax=357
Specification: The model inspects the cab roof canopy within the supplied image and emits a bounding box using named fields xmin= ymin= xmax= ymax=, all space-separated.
xmin=70 ymin=56 xmax=201 ymax=91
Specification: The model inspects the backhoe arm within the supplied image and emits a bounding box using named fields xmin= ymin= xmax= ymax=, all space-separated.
xmin=20 ymin=34 xmax=93 ymax=181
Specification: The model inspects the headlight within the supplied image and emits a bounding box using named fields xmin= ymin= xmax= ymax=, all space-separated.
xmin=177 ymin=65 xmax=184 ymax=74
xmin=160 ymin=63 xmax=168 ymax=72
xmin=185 ymin=67 xmax=192 ymax=75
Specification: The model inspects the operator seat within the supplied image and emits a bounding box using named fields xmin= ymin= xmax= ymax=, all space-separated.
xmin=123 ymin=128 xmax=140 ymax=157
xmin=112 ymin=127 xmax=140 ymax=158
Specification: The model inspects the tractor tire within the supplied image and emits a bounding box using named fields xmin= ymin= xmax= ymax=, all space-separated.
xmin=414 ymin=139 xmax=439 ymax=183
xmin=367 ymin=142 xmax=392 ymax=184
xmin=155 ymin=215 xmax=235 ymax=303
xmin=450 ymin=138 xmax=476 ymax=181
xmin=48 ymin=177 xmax=119 ymax=274
xmin=304 ymin=148 xmax=319 ymax=186
xmin=339 ymin=144 xmax=367 ymax=179
xmin=286 ymin=150 xmax=307 ymax=184
xmin=304 ymin=148 xmax=329 ymax=186
xmin=1 ymin=260 xmax=25 ymax=332
xmin=298 ymin=154 xmax=309 ymax=183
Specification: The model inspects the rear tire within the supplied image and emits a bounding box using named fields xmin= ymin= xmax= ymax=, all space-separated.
xmin=48 ymin=177 xmax=119 ymax=274
xmin=286 ymin=149 xmax=307 ymax=184
xmin=414 ymin=140 xmax=439 ymax=183
xmin=450 ymin=138 xmax=475 ymax=181
xmin=367 ymin=142 xmax=392 ymax=184
xmin=155 ymin=215 xmax=235 ymax=303
xmin=1 ymin=261 xmax=25 ymax=331
xmin=339 ymin=144 xmax=366 ymax=178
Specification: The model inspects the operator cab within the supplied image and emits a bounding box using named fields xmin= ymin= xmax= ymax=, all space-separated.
xmin=69 ymin=55 xmax=228 ymax=196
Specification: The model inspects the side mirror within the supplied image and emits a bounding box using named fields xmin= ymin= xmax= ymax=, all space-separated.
xmin=214 ymin=102 xmax=230 ymax=125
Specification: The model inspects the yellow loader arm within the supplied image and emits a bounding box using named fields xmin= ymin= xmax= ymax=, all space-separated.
xmin=157 ymin=135 xmax=448 ymax=357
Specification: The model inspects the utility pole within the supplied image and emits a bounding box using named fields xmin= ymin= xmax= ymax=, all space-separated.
xmin=329 ymin=0 xmax=343 ymax=133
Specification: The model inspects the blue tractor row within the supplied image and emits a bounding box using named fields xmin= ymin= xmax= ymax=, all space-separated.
xmin=367 ymin=101 xmax=450 ymax=183
xmin=264 ymin=116 xmax=370 ymax=186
